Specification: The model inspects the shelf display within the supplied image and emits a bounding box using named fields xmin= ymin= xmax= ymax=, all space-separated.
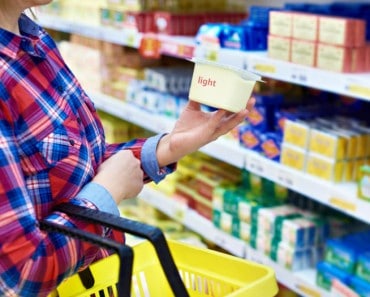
xmin=35 ymin=1 xmax=370 ymax=296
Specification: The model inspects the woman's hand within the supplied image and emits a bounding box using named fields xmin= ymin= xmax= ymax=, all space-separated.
xmin=156 ymin=97 xmax=255 ymax=167
xmin=92 ymin=150 xmax=144 ymax=204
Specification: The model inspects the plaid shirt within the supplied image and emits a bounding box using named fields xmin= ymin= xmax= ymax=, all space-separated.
xmin=0 ymin=14 xmax=173 ymax=296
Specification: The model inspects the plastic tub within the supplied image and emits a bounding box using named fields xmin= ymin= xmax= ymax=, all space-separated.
xmin=188 ymin=58 xmax=261 ymax=113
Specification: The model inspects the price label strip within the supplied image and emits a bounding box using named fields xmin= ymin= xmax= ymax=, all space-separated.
xmin=346 ymin=84 xmax=370 ymax=100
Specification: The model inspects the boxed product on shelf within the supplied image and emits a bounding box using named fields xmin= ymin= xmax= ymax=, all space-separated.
xmin=291 ymin=38 xmax=317 ymax=67
xmin=317 ymin=261 xmax=352 ymax=291
xmin=318 ymin=16 xmax=366 ymax=47
xmin=269 ymin=11 xmax=293 ymax=38
xmin=316 ymin=43 xmax=367 ymax=73
xmin=268 ymin=35 xmax=292 ymax=62
xmin=356 ymin=252 xmax=370 ymax=283
xmin=358 ymin=166 xmax=370 ymax=202
xmin=292 ymin=12 xmax=319 ymax=42
xmin=280 ymin=143 xmax=307 ymax=171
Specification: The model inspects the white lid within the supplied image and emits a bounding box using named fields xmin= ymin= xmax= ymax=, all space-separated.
xmin=190 ymin=57 xmax=263 ymax=82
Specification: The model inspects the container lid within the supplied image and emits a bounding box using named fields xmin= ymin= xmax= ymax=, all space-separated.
xmin=190 ymin=57 xmax=263 ymax=82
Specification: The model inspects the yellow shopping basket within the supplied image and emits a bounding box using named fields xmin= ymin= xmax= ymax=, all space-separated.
xmin=43 ymin=204 xmax=278 ymax=297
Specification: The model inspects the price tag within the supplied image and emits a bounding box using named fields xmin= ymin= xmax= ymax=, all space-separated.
xmin=346 ymin=84 xmax=370 ymax=100
xmin=276 ymin=169 xmax=295 ymax=188
xmin=247 ymin=156 xmax=265 ymax=175
xmin=291 ymin=67 xmax=308 ymax=83
xmin=252 ymin=63 xmax=276 ymax=74
xmin=296 ymin=283 xmax=321 ymax=297
xmin=204 ymin=49 xmax=219 ymax=61
xmin=329 ymin=197 xmax=356 ymax=212
xmin=125 ymin=29 xmax=138 ymax=47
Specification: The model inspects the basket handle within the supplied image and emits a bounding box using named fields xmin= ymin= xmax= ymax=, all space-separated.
xmin=40 ymin=219 xmax=134 ymax=297
xmin=55 ymin=203 xmax=189 ymax=297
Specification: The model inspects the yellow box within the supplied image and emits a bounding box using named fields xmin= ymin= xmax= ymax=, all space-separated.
xmin=281 ymin=143 xmax=307 ymax=171
xmin=342 ymin=159 xmax=355 ymax=182
xmin=269 ymin=11 xmax=293 ymax=37
xmin=306 ymin=152 xmax=344 ymax=182
xmin=283 ymin=120 xmax=311 ymax=149
xmin=308 ymin=128 xmax=347 ymax=160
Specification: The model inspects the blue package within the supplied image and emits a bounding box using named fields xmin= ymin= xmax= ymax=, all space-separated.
xmin=220 ymin=25 xmax=247 ymax=51
xmin=317 ymin=261 xmax=352 ymax=291
xmin=195 ymin=23 xmax=224 ymax=46
xmin=260 ymin=132 xmax=282 ymax=162
xmin=243 ymin=21 xmax=268 ymax=51
xmin=350 ymin=276 xmax=370 ymax=297
xmin=238 ymin=124 xmax=262 ymax=152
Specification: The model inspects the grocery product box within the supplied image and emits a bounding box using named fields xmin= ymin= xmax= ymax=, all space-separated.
xmin=281 ymin=143 xmax=307 ymax=171
xmin=269 ymin=11 xmax=293 ymax=37
xmin=305 ymin=152 xmax=345 ymax=183
xmin=356 ymin=252 xmax=370 ymax=283
xmin=283 ymin=119 xmax=311 ymax=149
xmin=291 ymin=39 xmax=317 ymax=67
xmin=316 ymin=43 xmax=366 ymax=73
xmin=292 ymin=13 xmax=319 ymax=42
xmin=317 ymin=261 xmax=351 ymax=291
xmin=318 ymin=16 xmax=366 ymax=47
xmin=358 ymin=165 xmax=370 ymax=201
xmin=308 ymin=127 xmax=347 ymax=160
xmin=270 ymin=240 xmax=313 ymax=271
xmin=268 ymin=35 xmax=292 ymax=62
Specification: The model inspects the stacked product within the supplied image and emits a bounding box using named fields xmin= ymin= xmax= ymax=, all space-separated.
xmin=126 ymin=65 xmax=196 ymax=118
xmin=38 ymin=0 xmax=106 ymax=25
xmin=100 ymin=42 xmax=160 ymax=100
xmin=317 ymin=230 xmax=370 ymax=296
xmin=268 ymin=7 xmax=370 ymax=72
xmin=281 ymin=114 xmax=370 ymax=183
xmin=196 ymin=5 xmax=278 ymax=51
xmin=100 ymin=0 xmax=246 ymax=35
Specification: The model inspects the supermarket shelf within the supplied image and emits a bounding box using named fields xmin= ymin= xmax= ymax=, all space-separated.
xmin=195 ymin=47 xmax=370 ymax=101
xmin=37 ymin=14 xmax=142 ymax=47
xmin=247 ymin=247 xmax=330 ymax=297
xmin=139 ymin=186 xmax=246 ymax=257
xmin=37 ymin=14 xmax=196 ymax=59
xmin=39 ymin=15 xmax=370 ymax=101
xmin=91 ymin=92 xmax=370 ymax=225
xmin=244 ymin=150 xmax=370 ymax=225
xmin=139 ymin=186 xmax=329 ymax=297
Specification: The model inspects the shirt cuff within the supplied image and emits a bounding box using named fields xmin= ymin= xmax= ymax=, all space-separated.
xmin=142 ymin=133 xmax=175 ymax=183
xmin=75 ymin=182 xmax=120 ymax=216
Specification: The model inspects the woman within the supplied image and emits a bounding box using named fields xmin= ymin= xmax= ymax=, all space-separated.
xmin=0 ymin=0 xmax=254 ymax=296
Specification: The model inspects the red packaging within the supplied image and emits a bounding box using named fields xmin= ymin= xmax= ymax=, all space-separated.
xmin=125 ymin=11 xmax=155 ymax=33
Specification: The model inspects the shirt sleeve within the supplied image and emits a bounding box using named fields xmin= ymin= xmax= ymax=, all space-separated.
xmin=104 ymin=133 xmax=176 ymax=184
xmin=75 ymin=182 xmax=120 ymax=216
xmin=141 ymin=133 xmax=176 ymax=183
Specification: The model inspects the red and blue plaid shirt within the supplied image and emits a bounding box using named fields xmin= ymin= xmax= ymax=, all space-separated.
xmin=0 ymin=14 xmax=173 ymax=296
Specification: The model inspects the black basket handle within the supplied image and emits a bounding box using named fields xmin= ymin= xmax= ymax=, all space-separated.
xmin=42 ymin=203 xmax=189 ymax=297
xmin=40 ymin=218 xmax=134 ymax=296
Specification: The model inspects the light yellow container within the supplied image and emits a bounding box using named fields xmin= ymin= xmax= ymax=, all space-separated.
xmin=53 ymin=240 xmax=278 ymax=297
xmin=188 ymin=58 xmax=261 ymax=113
